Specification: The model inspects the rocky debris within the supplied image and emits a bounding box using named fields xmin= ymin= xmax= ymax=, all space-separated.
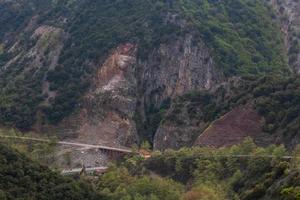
xmin=56 ymin=33 xmax=221 ymax=149
xmin=153 ymin=78 xmax=240 ymax=151
xmin=194 ymin=105 xmax=271 ymax=148
xmin=55 ymin=146 xmax=109 ymax=169
xmin=59 ymin=43 xmax=139 ymax=147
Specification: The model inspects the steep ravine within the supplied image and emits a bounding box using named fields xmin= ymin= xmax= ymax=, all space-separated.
xmin=137 ymin=34 xmax=222 ymax=143
xmin=0 ymin=0 xmax=290 ymax=151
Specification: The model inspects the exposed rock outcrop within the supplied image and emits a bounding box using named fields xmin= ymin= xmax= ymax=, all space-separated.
xmin=269 ymin=0 xmax=300 ymax=73
xmin=2 ymin=24 xmax=66 ymax=107
xmin=139 ymin=34 xmax=222 ymax=108
xmin=4 ymin=25 xmax=66 ymax=72
xmin=61 ymin=43 xmax=139 ymax=147
xmin=56 ymin=33 xmax=222 ymax=148
xmin=154 ymin=121 xmax=206 ymax=151
xmin=153 ymin=78 xmax=240 ymax=151
xmin=140 ymin=34 xmax=222 ymax=147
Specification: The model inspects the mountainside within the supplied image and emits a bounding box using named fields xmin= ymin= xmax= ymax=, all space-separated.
xmin=3 ymin=1 xmax=300 ymax=199
xmin=0 ymin=143 xmax=101 ymax=199
xmin=266 ymin=0 xmax=300 ymax=73
xmin=155 ymin=75 xmax=300 ymax=150
xmin=0 ymin=0 xmax=288 ymax=148
xmin=144 ymin=140 xmax=300 ymax=200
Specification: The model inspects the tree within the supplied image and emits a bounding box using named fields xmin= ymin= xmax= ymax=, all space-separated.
xmin=291 ymin=144 xmax=300 ymax=169
xmin=183 ymin=185 xmax=226 ymax=200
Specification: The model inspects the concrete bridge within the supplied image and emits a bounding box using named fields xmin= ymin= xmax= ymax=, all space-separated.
xmin=0 ymin=135 xmax=133 ymax=154
xmin=61 ymin=166 xmax=109 ymax=175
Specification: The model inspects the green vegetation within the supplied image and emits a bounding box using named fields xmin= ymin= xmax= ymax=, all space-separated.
xmin=0 ymin=128 xmax=58 ymax=167
xmin=0 ymin=0 xmax=287 ymax=130
xmin=0 ymin=44 xmax=3 ymax=55
xmin=176 ymin=0 xmax=287 ymax=75
xmin=97 ymin=166 xmax=183 ymax=200
xmin=161 ymin=75 xmax=300 ymax=147
xmin=142 ymin=139 xmax=298 ymax=200
xmin=43 ymin=0 xmax=180 ymax=125
xmin=2 ymin=135 xmax=300 ymax=200
xmin=91 ymin=139 xmax=300 ymax=200
xmin=0 ymin=143 xmax=101 ymax=200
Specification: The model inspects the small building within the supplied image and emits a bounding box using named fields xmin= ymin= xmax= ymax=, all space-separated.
xmin=139 ymin=149 xmax=151 ymax=159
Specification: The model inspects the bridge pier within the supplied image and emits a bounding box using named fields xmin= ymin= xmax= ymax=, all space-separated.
xmin=99 ymin=149 xmax=126 ymax=159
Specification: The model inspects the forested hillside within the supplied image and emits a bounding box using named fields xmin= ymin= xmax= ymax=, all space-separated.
xmin=143 ymin=139 xmax=300 ymax=200
xmin=154 ymin=75 xmax=300 ymax=150
xmin=94 ymin=139 xmax=300 ymax=200
xmin=2 ymin=0 xmax=300 ymax=199
xmin=3 ymin=137 xmax=300 ymax=200
xmin=0 ymin=0 xmax=286 ymax=131
xmin=0 ymin=143 xmax=101 ymax=200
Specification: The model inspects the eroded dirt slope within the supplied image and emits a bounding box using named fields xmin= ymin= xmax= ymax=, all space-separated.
xmin=194 ymin=105 xmax=272 ymax=148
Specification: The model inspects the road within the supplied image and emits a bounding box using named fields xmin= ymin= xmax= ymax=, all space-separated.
xmin=0 ymin=135 xmax=132 ymax=153
xmin=61 ymin=154 xmax=295 ymax=175
xmin=61 ymin=166 xmax=108 ymax=175
xmin=1 ymin=135 xmax=296 ymax=175
xmin=194 ymin=154 xmax=293 ymax=159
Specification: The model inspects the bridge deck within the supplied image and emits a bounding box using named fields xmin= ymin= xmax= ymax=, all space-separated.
xmin=61 ymin=167 xmax=108 ymax=175
xmin=0 ymin=135 xmax=132 ymax=153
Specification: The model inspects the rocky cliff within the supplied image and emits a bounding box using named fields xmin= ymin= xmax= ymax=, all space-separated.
xmin=137 ymin=34 xmax=222 ymax=142
xmin=52 ymin=34 xmax=221 ymax=147
xmin=65 ymin=43 xmax=139 ymax=146
xmin=0 ymin=0 xmax=291 ymax=150
xmin=139 ymin=34 xmax=221 ymax=107
xmin=153 ymin=78 xmax=241 ymax=150
xmin=268 ymin=0 xmax=300 ymax=73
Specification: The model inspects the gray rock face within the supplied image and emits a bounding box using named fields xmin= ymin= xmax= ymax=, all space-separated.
xmin=141 ymin=34 xmax=223 ymax=150
xmin=153 ymin=116 xmax=207 ymax=151
xmin=153 ymin=78 xmax=240 ymax=151
xmin=57 ymin=43 xmax=139 ymax=147
xmin=0 ymin=24 xmax=67 ymax=113
xmin=59 ymin=33 xmax=222 ymax=148
xmin=139 ymin=34 xmax=222 ymax=108
xmin=269 ymin=0 xmax=300 ymax=73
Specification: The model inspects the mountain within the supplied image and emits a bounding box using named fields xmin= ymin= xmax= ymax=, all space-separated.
xmin=266 ymin=0 xmax=300 ymax=72
xmin=155 ymin=75 xmax=300 ymax=150
xmin=0 ymin=0 xmax=300 ymax=150
xmin=144 ymin=140 xmax=300 ymax=200
xmin=2 ymin=0 xmax=300 ymax=199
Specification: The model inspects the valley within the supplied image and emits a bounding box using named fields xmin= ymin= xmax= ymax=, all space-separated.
xmin=1 ymin=0 xmax=300 ymax=199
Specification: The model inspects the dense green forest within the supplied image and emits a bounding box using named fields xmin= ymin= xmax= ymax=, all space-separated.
xmin=0 ymin=128 xmax=58 ymax=167
xmin=0 ymin=143 xmax=101 ymax=200
xmin=94 ymin=139 xmax=300 ymax=200
xmin=176 ymin=0 xmax=286 ymax=75
xmin=1 ymin=0 xmax=300 ymax=199
xmin=0 ymin=0 xmax=286 ymax=129
xmin=143 ymin=139 xmax=300 ymax=200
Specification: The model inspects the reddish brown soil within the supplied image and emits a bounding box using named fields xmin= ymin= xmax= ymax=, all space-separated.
xmin=194 ymin=105 xmax=267 ymax=148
